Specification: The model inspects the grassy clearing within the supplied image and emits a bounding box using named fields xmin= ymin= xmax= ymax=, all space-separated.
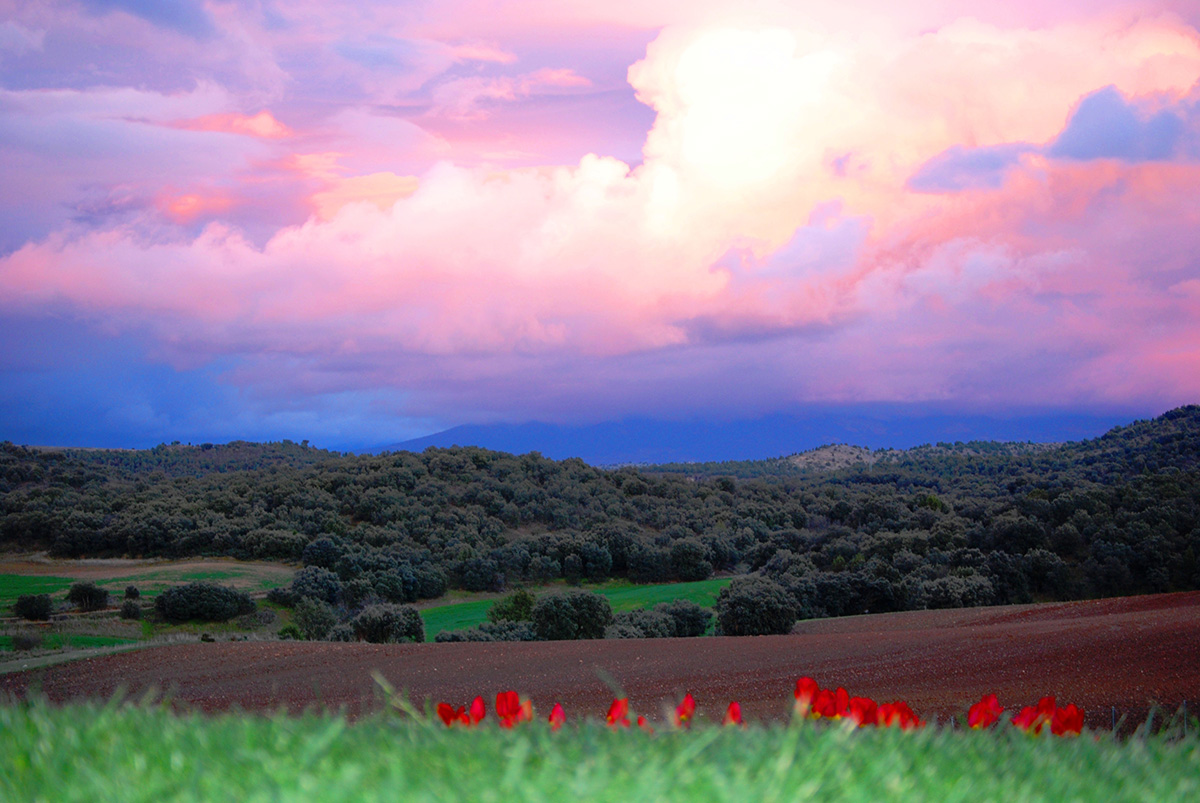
xmin=0 ymin=633 xmax=138 ymax=651
xmin=2 ymin=698 xmax=1196 ymax=802
xmin=0 ymin=574 xmax=74 ymax=608
xmin=0 ymin=559 xmax=294 ymax=607
xmin=420 ymin=578 xmax=734 ymax=637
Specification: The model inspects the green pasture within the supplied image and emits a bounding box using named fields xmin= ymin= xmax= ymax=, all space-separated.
xmin=420 ymin=578 xmax=733 ymax=637
xmin=3 ymin=698 xmax=1196 ymax=802
xmin=0 ymin=574 xmax=75 ymax=608
xmin=2 ymin=564 xmax=291 ymax=614
xmin=0 ymin=633 xmax=138 ymax=652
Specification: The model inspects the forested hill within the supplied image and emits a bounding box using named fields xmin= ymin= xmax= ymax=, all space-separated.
xmin=2 ymin=406 xmax=1198 ymax=618
xmin=647 ymin=405 xmax=1200 ymax=482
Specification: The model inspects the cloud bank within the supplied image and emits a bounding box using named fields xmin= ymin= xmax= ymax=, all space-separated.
xmin=1 ymin=1 xmax=1199 ymax=442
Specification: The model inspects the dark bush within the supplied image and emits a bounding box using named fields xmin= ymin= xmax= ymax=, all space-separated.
xmin=604 ymin=623 xmax=646 ymax=639
xmin=124 ymin=585 xmax=140 ymax=600
xmin=342 ymin=577 xmax=378 ymax=610
xmin=414 ymin=565 xmax=447 ymax=599
xmin=435 ymin=620 xmax=539 ymax=642
xmin=301 ymin=536 xmax=344 ymax=570
xmin=607 ymin=608 xmax=673 ymax=638
xmin=351 ymin=603 xmax=424 ymax=643
xmin=155 ymin=582 xmax=256 ymax=623
xmin=119 ymin=599 xmax=141 ymax=620
xmin=266 ymin=586 xmax=299 ymax=606
xmin=670 ymin=539 xmax=714 ymax=581
xmin=293 ymin=596 xmax=338 ymax=640
xmin=67 ymin=581 xmax=109 ymax=612
xmin=328 ymin=623 xmax=354 ymax=642
xmin=562 ymin=553 xmax=584 ymax=585
xmin=714 ymin=576 xmax=797 ymax=636
xmin=654 ymin=599 xmax=712 ymax=637
xmin=13 ymin=594 xmax=52 ymax=621
xmin=12 ymin=631 xmax=42 ymax=651
xmin=291 ymin=566 xmax=343 ymax=605
xmin=528 ymin=555 xmax=560 ymax=581
xmin=435 ymin=628 xmax=493 ymax=642
xmin=531 ymin=590 xmax=612 ymax=640
xmin=277 ymin=624 xmax=302 ymax=640
xmin=487 ymin=589 xmax=536 ymax=623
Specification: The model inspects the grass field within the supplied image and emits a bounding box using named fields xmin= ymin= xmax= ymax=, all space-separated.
xmin=0 ymin=574 xmax=75 ymax=608
xmin=420 ymin=578 xmax=733 ymax=638
xmin=0 ymin=633 xmax=138 ymax=651
xmin=2 ymin=698 xmax=1195 ymax=802
xmin=0 ymin=561 xmax=293 ymax=610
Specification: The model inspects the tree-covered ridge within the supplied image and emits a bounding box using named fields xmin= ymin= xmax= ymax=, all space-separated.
xmin=1 ymin=405 xmax=1198 ymax=618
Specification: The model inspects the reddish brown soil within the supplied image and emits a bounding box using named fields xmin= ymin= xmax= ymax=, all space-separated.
xmin=4 ymin=592 xmax=1198 ymax=730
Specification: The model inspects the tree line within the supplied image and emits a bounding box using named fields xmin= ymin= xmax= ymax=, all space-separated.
xmin=2 ymin=406 xmax=1198 ymax=622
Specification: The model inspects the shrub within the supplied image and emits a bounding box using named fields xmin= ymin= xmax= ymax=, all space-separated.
xmin=124 ymin=585 xmax=140 ymax=600
xmin=670 ymin=539 xmax=714 ymax=581
xmin=67 ymin=581 xmax=110 ymax=612
xmin=13 ymin=594 xmax=53 ymax=621
xmin=293 ymin=597 xmax=338 ymax=640
xmin=604 ymin=623 xmax=647 ymax=639
xmin=328 ymin=623 xmax=354 ymax=642
xmin=435 ymin=621 xmax=538 ymax=642
xmin=301 ymin=536 xmax=344 ymax=570
xmin=342 ymin=577 xmax=377 ymax=610
xmin=119 ymin=600 xmax=141 ymax=620
xmin=654 ymin=599 xmax=713 ymax=637
xmin=266 ymin=586 xmax=299 ymax=607
xmin=277 ymin=624 xmax=303 ymax=640
xmin=487 ymin=589 xmax=536 ymax=623
xmin=531 ymin=590 xmax=613 ymax=641
xmin=714 ymin=576 xmax=797 ymax=636
xmin=155 ymin=582 xmax=256 ymax=623
xmin=563 ymin=554 xmax=584 ymax=585
xmin=12 ymin=631 xmax=42 ymax=651
xmin=291 ymin=566 xmax=342 ymax=605
xmin=608 ymin=608 xmax=673 ymax=638
xmin=351 ymin=603 xmax=424 ymax=643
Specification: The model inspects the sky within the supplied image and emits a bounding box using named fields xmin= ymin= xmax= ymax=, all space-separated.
xmin=1 ymin=0 xmax=1199 ymax=450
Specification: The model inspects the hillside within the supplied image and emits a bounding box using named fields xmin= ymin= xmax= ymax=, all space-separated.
xmin=2 ymin=406 xmax=1198 ymax=621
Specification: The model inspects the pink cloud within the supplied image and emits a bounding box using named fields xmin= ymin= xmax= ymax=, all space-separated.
xmin=3 ymin=1 xmax=1200 ymax=422
xmin=168 ymin=111 xmax=292 ymax=139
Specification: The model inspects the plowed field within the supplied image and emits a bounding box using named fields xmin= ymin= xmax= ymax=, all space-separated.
xmin=4 ymin=591 xmax=1197 ymax=729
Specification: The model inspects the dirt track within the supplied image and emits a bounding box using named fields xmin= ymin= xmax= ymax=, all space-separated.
xmin=3 ymin=592 xmax=1198 ymax=729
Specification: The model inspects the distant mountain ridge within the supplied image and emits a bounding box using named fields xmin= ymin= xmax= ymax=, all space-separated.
xmin=367 ymin=407 xmax=1145 ymax=466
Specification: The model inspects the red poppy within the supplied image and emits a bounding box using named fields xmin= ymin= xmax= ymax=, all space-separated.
xmin=834 ymin=687 xmax=851 ymax=718
xmin=469 ymin=695 xmax=486 ymax=726
xmin=1051 ymin=703 xmax=1084 ymax=736
xmin=876 ymin=701 xmax=924 ymax=730
xmin=437 ymin=702 xmax=464 ymax=727
xmin=794 ymin=676 xmax=820 ymax=717
xmin=673 ymin=692 xmax=696 ymax=728
xmin=1011 ymin=696 xmax=1057 ymax=735
xmin=495 ymin=690 xmax=533 ymax=728
xmin=968 ymin=693 xmax=1004 ymax=729
xmin=548 ymin=702 xmax=566 ymax=731
xmin=606 ymin=697 xmax=631 ymax=728
xmin=637 ymin=715 xmax=655 ymax=735
xmin=847 ymin=696 xmax=878 ymax=727
xmin=723 ymin=701 xmax=744 ymax=727
xmin=811 ymin=688 xmax=838 ymax=719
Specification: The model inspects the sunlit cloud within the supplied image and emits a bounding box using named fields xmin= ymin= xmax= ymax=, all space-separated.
xmin=1 ymin=0 xmax=1199 ymax=442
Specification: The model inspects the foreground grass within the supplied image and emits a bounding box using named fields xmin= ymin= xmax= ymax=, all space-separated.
xmin=421 ymin=578 xmax=733 ymax=637
xmin=3 ymin=699 xmax=1196 ymax=802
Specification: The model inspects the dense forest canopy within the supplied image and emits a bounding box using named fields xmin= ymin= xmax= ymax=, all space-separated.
xmin=2 ymin=406 xmax=1198 ymax=618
